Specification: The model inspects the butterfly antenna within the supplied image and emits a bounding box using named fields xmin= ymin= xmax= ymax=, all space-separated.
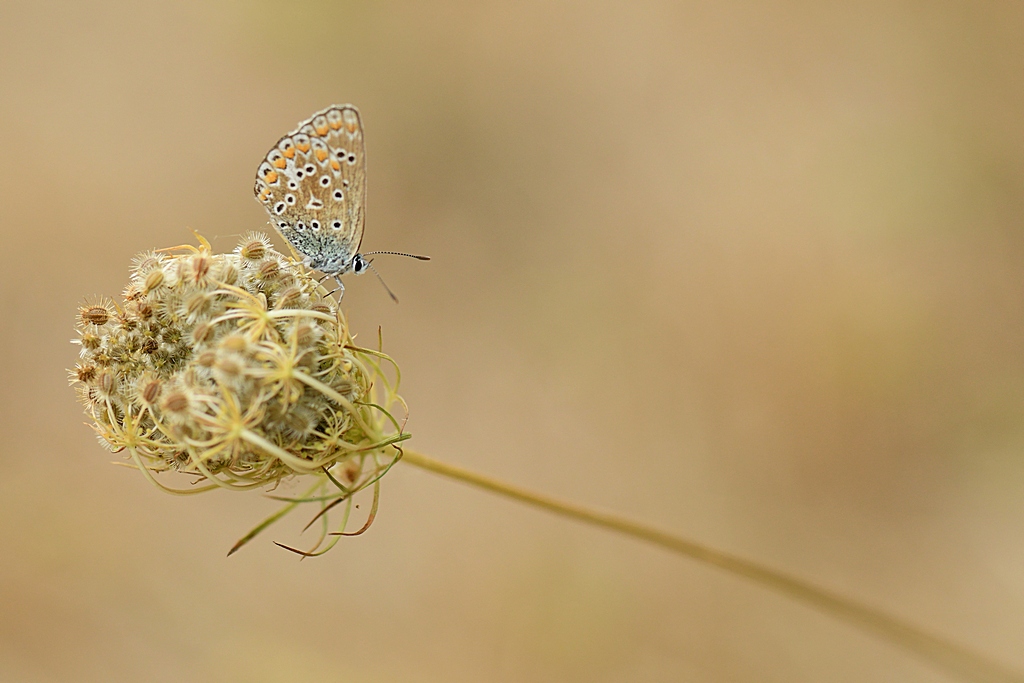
xmin=362 ymin=251 xmax=431 ymax=261
xmin=365 ymin=260 xmax=400 ymax=303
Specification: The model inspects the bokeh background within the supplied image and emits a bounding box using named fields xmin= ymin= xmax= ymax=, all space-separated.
xmin=2 ymin=1 xmax=1023 ymax=681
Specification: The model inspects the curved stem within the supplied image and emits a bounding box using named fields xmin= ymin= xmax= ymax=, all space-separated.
xmin=399 ymin=449 xmax=1022 ymax=683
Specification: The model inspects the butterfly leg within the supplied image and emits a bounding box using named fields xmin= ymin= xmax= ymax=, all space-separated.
xmin=324 ymin=275 xmax=346 ymax=301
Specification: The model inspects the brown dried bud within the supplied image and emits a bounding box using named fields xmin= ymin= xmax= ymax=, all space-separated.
xmin=219 ymin=335 xmax=249 ymax=353
xmin=75 ymin=364 xmax=97 ymax=383
xmin=185 ymin=292 xmax=212 ymax=319
xmin=80 ymin=304 xmax=111 ymax=327
xmin=214 ymin=354 xmax=244 ymax=380
xmin=143 ymin=269 xmax=165 ymax=293
xmin=140 ymin=379 xmax=162 ymax=405
xmin=292 ymin=322 xmax=317 ymax=346
xmin=258 ymin=259 xmax=280 ymax=281
xmin=310 ymin=302 xmax=333 ymax=316
xmin=276 ymin=286 xmax=303 ymax=308
xmin=239 ymin=239 xmax=266 ymax=261
xmin=191 ymin=322 xmax=213 ymax=344
xmin=192 ymin=254 xmax=211 ymax=283
xmin=80 ymin=333 xmax=102 ymax=350
xmin=161 ymin=390 xmax=189 ymax=415
xmin=219 ymin=262 xmax=239 ymax=285
xmin=94 ymin=369 xmax=117 ymax=397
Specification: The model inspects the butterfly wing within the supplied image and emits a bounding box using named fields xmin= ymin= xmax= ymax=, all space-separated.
xmin=254 ymin=105 xmax=367 ymax=274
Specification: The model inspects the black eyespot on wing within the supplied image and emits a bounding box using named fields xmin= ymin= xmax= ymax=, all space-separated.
xmin=319 ymin=176 xmax=331 ymax=186
xmin=332 ymin=190 xmax=344 ymax=201
xmin=285 ymin=194 xmax=296 ymax=205
xmin=311 ymin=220 xmax=320 ymax=230
xmin=332 ymin=220 xmax=342 ymax=229
xmin=274 ymin=202 xmax=286 ymax=214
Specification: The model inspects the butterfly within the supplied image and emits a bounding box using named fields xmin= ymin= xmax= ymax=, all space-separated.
xmin=253 ymin=104 xmax=427 ymax=300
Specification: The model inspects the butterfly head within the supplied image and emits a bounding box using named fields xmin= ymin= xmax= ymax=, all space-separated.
xmin=303 ymin=251 xmax=363 ymax=276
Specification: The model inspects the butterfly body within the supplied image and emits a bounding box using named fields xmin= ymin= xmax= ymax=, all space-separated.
xmin=254 ymin=105 xmax=368 ymax=278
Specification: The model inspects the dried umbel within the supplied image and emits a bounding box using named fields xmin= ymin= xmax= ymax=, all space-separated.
xmin=70 ymin=233 xmax=407 ymax=553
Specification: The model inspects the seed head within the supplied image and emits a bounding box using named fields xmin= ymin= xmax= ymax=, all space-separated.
xmin=69 ymin=233 xmax=408 ymax=524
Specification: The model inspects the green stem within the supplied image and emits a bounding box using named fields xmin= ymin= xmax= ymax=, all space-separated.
xmin=399 ymin=449 xmax=1022 ymax=683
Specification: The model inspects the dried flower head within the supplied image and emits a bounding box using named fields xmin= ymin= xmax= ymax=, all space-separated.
xmin=70 ymin=233 xmax=408 ymax=555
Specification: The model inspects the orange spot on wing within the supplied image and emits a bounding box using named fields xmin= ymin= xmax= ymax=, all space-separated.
xmin=282 ymin=144 xmax=295 ymax=159
xmin=273 ymin=158 xmax=287 ymax=169
xmin=315 ymin=149 xmax=328 ymax=161
xmin=329 ymin=119 xmax=342 ymax=130
xmin=316 ymin=123 xmax=329 ymax=136
xmin=330 ymin=159 xmax=341 ymax=171
xmin=296 ymin=141 xmax=310 ymax=152
xmin=343 ymin=110 xmax=359 ymax=133
xmin=263 ymin=170 xmax=278 ymax=184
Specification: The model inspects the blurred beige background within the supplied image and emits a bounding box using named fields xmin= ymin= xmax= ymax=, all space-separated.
xmin=2 ymin=1 xmax=1023 ymax=681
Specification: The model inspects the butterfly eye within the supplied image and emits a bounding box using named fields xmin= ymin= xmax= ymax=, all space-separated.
xmin=319 ymin=176 xmax=331 ymax=187
xmin=274 ymin=202 xmax=286 ymax=214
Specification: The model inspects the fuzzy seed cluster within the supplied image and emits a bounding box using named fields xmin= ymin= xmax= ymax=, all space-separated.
xmin=70 ymin=233 xmax=402 ymax=488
